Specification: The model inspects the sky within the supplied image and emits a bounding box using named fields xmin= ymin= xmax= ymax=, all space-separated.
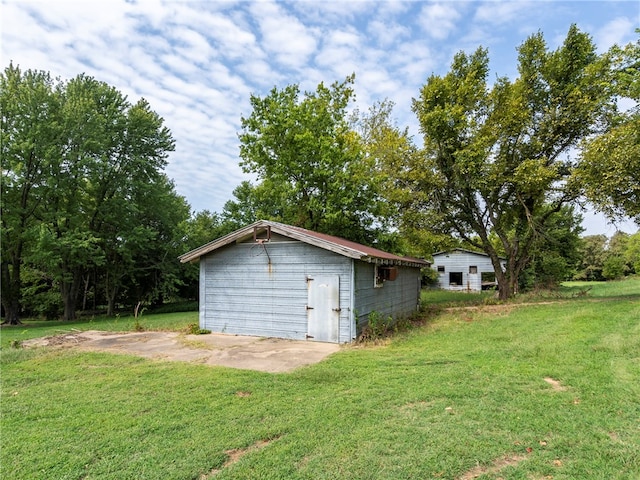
xmin=2 ymin=0 xmax=638 ymax=236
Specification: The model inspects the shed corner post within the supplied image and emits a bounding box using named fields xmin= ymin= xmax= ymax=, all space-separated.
xmin=199 ymin=257 xmax=206 ymax=330
xmin=350 ymin=259 xmax=356 ymax=342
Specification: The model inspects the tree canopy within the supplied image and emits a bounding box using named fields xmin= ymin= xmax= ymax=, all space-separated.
xmin=1 ymin=64 xmax=187 ymax=323
xmin=236 ymin=75 xmax=388 ymax=245
xmin=404 ymin=25 xmax=614 ymax=299
xmin=576 ymin=33 xmax=640 ymax=223
xmin=3 ymin=26 xmax=637 ymax=322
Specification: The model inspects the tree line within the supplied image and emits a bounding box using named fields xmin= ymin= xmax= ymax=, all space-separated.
xmin=2 ymin=26 xmax=638 ymax=323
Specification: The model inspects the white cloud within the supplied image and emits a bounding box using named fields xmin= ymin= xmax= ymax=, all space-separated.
xmin=367 ymin=19 xmax=411 ymax=47
xmin=251 ymin=1 xmax=318 ymax=69
xmin=2 ymin=0 xmax=634 ymax=236
xmin=417 ymin=2 xmax=461 ymax=40
xmin=595 ymin=16 xmax=636 ymax=51
xmin=181 ymin=9 xmax=261 ymax=62
xmin=473 ymin=1 xmax=534 ymax=26
xmin=289 ymin=0 xmax=372 ymax=25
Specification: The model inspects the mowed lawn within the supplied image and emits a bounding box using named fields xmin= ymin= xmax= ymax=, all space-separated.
xmin=2 ymin=279 xmax=639 ymax=479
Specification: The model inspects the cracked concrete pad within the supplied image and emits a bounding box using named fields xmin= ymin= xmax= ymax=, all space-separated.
xmin=24 ymin=330 xmax=341 ymax=373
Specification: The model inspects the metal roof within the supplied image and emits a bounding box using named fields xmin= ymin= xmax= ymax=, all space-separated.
xmin=179 ymin=220 xmax=429 ymax=268
xmin=432 ymin=248 xmax=507 ymax=261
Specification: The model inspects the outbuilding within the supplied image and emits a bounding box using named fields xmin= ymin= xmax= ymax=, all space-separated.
xmin=179 ymin=220 xmax=428 ymax=343
xmin=431 ymin=248 xmax=506 ymax=292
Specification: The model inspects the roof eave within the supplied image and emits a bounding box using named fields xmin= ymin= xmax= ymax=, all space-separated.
xmin=179 ymin=220 xmax=430 ymax=268
xmin=178 ymin=221 xmax=263 ymax=263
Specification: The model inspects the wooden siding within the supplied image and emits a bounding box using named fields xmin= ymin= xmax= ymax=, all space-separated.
xmin=431 ymin=250 xmax=504 ymax=291
xmin=200 ymin=240 xmax=355 ymax=343
xmin=353 ymin=262 xmax=421 ymax=333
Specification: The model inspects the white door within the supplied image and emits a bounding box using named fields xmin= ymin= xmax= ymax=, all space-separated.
xmin=307 ymin=275 xmax=340 ymax=342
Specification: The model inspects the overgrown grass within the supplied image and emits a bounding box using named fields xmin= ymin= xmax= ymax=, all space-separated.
xmin=561 ymin=276 xmax=640 ymax=298
xmin=2 ymin=279 xmax=639 ymax=479
xmin=421 ymin=287 xmax=497 ymax=307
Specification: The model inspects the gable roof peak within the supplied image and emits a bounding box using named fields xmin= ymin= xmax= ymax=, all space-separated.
xmin=179 ymin=220 xmax=429 ymax=267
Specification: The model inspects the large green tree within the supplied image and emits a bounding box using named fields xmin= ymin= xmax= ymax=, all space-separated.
xmin=237 ymin=75 xmax=386 ymax=245
xmin=577 ymin=34 xmax=640 ymax=223
xmin=624 ymin=231 xmax=640 ymax=274
xmin=1 ymin=65 xmax=183 ymax=322
xmin=178 ymin=210 xmax=236 ymax=300
xmin=1 ymin=65 xmax=59 ymax=324
xmin=518 ymin=205 xmax=584 ymax=289
xmin=407 ymin=26 xmax=613 ymax=299
xmin=574 ymin=234 xmax=608 ymax=281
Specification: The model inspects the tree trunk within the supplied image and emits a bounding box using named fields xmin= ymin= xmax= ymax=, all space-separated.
xmin=1 ymin=297 xmax=22 ymax=325
xmin=496 ymin=257 xmax=523 ymax=300
xmin=60 ymin=268 xmax=82 ymax=321
xmin=1 ymin=259 xmax=23 ymax=325
xmin=61 ymin=282 xmax=76 ymax=321
xmin=105 ymin=270 xmax=119 ymax=317
xmin=106 ymin=290 xmax=117 ymax=317
xmin=82 ymin=274 xmax=91 ymax=311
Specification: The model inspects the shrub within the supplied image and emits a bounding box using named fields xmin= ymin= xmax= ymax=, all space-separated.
xmin=358 ymin=311 xmax=394 ymax=342
xmin=602 ymin=255 xmax=627 ymax=280
xmin=185 ymin=323 xmax=211 ymax=335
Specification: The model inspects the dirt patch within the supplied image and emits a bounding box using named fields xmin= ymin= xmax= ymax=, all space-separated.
xmin=457 ymin=454 xmax=528 ymax=480
xmin=22 ymin=330 xmax=340 ymax=373
xmin=446 ymin=304 xmax=515 ymax=314
xmin=200 ymin=436 xmax=279 ymax=479
xmin=543 ymin=377 xmax=568 ymax=391
xmin=24 ymin=330 xmax=92 ymax=347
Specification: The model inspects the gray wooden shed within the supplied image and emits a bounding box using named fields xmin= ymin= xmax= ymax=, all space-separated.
xmin=431 ymin=248 xmax=506 ymax=292
xmin=179 ymin=220 xmax=428 ymax=343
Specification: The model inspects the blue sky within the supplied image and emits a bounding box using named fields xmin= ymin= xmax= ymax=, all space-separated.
xmin=2 ymin=0 xmax=638 ymax=235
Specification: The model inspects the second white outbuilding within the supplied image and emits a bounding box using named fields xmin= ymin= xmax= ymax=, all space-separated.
xmin=431 ymin=248 xmax=506 ymax=292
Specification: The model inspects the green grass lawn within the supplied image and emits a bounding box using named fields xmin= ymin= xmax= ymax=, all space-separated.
xmin=2 ymin=279 xmax=639 ymax=479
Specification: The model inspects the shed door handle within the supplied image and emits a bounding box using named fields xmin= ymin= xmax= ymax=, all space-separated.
xmin=306 ymin=305 xmax=314 ymax=310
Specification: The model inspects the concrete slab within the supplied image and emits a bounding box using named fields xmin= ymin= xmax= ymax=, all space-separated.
xmin=23 ymin=330 xmax=341 ymax=373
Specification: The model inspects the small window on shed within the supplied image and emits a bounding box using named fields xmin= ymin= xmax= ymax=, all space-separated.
xmin=437 ymin=265 xmax=445 ymax=273
xmin=374 ymin=266 xmax=397 ymax=287
xmin=374 ymin=265 xmax=384 ymax=288
xmin=469 ymin=266 xmax=478 ymax=274
xmin=449 ymin=272 xmax=462 ymax=286
xmin=481 ymin=272 xmax=496 ymax=283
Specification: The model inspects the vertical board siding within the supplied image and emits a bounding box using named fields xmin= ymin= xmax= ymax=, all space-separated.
xmin=353 ymin=262 xmax=421 ymax=333
xmin=431 ymin=251 xmax=503 ymax=291
xmin=201 ymin=241 xmax=354 ymax=342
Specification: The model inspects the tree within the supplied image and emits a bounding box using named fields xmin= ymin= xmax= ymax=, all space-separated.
xmin=574 ymin=234 xmax=608 ymax=281
xmin=407 ymin=26 xmax=613 ymax=299
xmin=350 ymin=100 xmax=433 ymax=255
xmin=577 ymin=34 xmax=640 ymax=223
xmin=603 ymin=230 xmax=633 ymax=279
xmin=237 ymin=75 xmax=386 ymax=245
xmin=178 ymin=210 xmax=236 ymax=300
xmin=222 ymin=180 xmax=294 ymax=228
xmin=97 ymin=175 xmax=189 ymax=316
xmin=519 ymin=205 xmax=584 ymax=289
xmin=81 ymin=95 xmax=181 ymax=317
xmin=1 ymin=65 xmax=181 ymax=322
xmin=602 ymin=255 xmax=626 ymax=280
xmin=575 ymin=231 xmax=638 ymax=281
xmin=624 ymin=231 xmax=640 ymax=274
xmin=1 ymin=64 xmax=59 ymax=324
